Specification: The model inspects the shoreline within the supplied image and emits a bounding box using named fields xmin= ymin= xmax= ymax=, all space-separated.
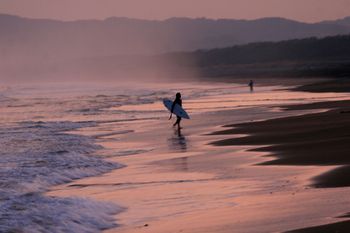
xmin=47 ymin=79 xmax=350 ymax=233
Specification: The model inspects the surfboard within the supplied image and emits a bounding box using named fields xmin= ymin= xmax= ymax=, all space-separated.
xmin=163 ymin=99 xmax=190 ymax=119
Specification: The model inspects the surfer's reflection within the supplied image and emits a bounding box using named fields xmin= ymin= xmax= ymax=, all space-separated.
xmin=167 ymin=128 xmax=188 ymax=152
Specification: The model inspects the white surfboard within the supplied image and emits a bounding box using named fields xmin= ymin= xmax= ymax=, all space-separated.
xmin=163 ymin=99 xmax=190 ymax=119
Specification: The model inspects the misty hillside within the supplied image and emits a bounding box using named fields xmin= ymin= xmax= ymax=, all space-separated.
xmin=189 ymin=35 xmax=350 ymax=66
xmin=179 ymin=35 xmax=350 ymax=78
xmin=2 ymin=14 xmax=350 ymax=82
xmin=1 ymin=14 xmax=350 ymax=64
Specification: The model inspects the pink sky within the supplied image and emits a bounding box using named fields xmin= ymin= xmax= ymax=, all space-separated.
xmin=1 ymin=0 xmax=349 ymax=22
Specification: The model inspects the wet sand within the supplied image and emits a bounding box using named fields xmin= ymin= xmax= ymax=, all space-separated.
xmin=47 ymin=82 xmax=350 ymax=233
xmin=211 ymin=99 xmax=350 ymax=232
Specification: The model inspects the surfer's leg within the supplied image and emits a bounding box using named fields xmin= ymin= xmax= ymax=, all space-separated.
xmin=177 ymin=116 xmax=182 ymax=129
xmin=174 ymin=116 xmax=181 ymax=127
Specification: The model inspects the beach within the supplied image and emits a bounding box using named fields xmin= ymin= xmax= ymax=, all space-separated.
xmin=37 ymin=79 xmax=350 ymax=232
xmin=2 ymin=4 xmax=350 ymax=232
xmin=211 ymin=99 xmax=350 ymax=232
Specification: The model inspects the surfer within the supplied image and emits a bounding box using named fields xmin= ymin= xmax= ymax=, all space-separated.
xmin=169 ymin=92 xmax=183 ymax=129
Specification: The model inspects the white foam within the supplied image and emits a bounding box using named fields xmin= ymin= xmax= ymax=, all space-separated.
xmin=0 ymin=121 xmax=123 ymax=232
xmin=0 ymin=195 xmax=123 ymax=233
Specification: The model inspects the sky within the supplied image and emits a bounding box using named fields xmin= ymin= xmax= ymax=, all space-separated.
xmin=0 ymin=0 xmax=350 ymax=22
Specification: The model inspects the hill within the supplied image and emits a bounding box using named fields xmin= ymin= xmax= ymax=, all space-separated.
xmin=1 ymin=14 xmax=350 ymax=62
xmin=1 ymin=14 xmax=350 ymax=82
xmin=165 ymin=35 xmax=350 ymax=79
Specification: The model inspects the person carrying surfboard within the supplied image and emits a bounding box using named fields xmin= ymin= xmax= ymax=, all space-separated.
xmin=169 ymin=92 xmax=183 ymax=129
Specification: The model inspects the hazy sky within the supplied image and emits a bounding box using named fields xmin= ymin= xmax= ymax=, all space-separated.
xmin=0 ymin=0 xmax=349 ymax=22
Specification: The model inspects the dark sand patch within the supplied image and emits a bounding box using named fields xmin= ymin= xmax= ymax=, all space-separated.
xmin=211 ymin=100 xmax=350 ymax=188
xmin=211 ymin=99 xmax=350 ymax=233
xmin=294 ymin=78 xmax=350 ymax=93
xmin=286 ymin=220 xmax=350 ymax=233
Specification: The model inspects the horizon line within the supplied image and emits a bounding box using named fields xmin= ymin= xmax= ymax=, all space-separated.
xmin=0 ymin=12 xmax=349 ymax=24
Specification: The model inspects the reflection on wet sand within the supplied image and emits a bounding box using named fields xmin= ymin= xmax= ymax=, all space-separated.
xmin=167 ymin=128 xmax=188 ymax=152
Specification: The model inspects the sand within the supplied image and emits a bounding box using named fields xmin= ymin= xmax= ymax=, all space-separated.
xmin=211 ymin=100 xmax=350 ymax=231
xmin=211 ymin=100 xmax=350 ymax=187
xmin=47 ymin=80 xmax=350 ymax=233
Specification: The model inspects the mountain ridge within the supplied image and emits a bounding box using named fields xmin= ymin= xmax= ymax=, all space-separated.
xmin=1 ymin=13 xmax=349 ymax=59
xmin=2 ymin=13 xmax=349 ymax=24
xmin=1 ymin=13 xmax=350 ymax=81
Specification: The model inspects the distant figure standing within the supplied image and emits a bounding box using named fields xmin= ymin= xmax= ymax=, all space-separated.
xmin=248 ymin=80 xmax=254 ymax=92
xmin=169 ymin=92 xmax=183 ymax=129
